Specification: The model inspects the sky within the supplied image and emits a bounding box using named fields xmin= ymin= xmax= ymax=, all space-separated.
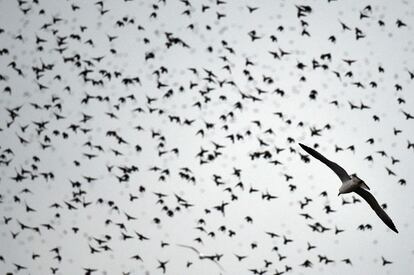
xmin=0 ymin=0 xmax=413 ymax=274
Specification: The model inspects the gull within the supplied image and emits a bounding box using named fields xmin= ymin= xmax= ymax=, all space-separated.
xmin=176 ymin=244 xmax=225 ymax=271
xmin=299 ymin=143 xmax=398 ymax=233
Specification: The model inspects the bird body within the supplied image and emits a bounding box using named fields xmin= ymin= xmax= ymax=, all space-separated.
xmin=338 ymin=176 xmax=370 ymax=195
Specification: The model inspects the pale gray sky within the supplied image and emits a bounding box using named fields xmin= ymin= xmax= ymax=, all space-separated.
xmin=0 ymin=0 xmax=413 ymax=274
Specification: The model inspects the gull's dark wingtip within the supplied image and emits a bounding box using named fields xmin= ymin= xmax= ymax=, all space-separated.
xmin=388 ymin=222 xmax=398 ymax=233
xmin=298 ymin=143 xmax=311 ymax=152
xmin=387 ymin=218 xmax=399 ymax=234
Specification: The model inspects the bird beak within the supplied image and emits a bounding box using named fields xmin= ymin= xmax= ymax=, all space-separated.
xmin=337 ymin=193 xmax=340 ymax=196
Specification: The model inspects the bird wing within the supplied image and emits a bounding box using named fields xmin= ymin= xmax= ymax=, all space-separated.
xmin=299 ymin=143 xmax=351 ymax=182
xmin=213 ymin=260 xmax=225 ymax=271
xmin=176 ymin=244 xmax=200 ymax=254
xmin=204 ymin=255 xmax=225 ymax=271
xmin=354 ymin=187 xmax=398 ymax=233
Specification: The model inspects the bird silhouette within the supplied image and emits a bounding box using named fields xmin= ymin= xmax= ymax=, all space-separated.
xmin=299 ymin=143 xmax=398 ymax=233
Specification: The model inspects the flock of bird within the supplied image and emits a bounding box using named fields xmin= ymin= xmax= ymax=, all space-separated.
xmin=0 ymin=0 xmax=413 ymax=274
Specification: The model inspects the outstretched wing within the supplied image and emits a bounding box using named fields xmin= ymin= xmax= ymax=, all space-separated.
xmin=177 ymin=244 xmax=200 ymax=254
xmin=203 ymin=255 xmax=225 ymax=271
xmin=354 ymin=187 xmax=398 ymax=233
xmin=299 ymin=143 xmax=351 ymax=182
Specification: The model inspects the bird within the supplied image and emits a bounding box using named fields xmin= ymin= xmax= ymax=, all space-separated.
xmin=0 ymin=1 xmax=411 ymax=274
xmin=299 ymin=143 xmax=398 ymax=233
xmin=157 ymin=260 xmax=169 ymax=274
xmin=176 ymin=244 xmax=225 ymax=271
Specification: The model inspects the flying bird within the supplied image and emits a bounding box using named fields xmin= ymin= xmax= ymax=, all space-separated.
xmin=176 ymin=244 xmax=225 ymax=271
xmin=299 ymin=143 xmax=398 ymax=233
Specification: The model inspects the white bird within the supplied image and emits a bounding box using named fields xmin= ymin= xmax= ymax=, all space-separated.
xmin=176 ymin=244 xmax=225 ymax=271
xmin=299 ymin=143 xmax=398 ymax=233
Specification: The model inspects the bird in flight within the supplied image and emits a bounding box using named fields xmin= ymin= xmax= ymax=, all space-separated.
xmin=176 ymin=244 xmax=225 ymax=271
xmin=299 ymin=143 xmax=398 ymax=233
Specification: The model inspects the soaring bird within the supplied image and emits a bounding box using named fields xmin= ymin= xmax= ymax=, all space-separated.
xmin=176 ymin=244 xmax=225 ymax=271
xmin=299 ymin=143 xmax=398 ymax=233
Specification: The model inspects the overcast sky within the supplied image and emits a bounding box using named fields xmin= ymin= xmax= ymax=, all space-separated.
xmin=0 ymin=0 xmax=413 ymax=274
